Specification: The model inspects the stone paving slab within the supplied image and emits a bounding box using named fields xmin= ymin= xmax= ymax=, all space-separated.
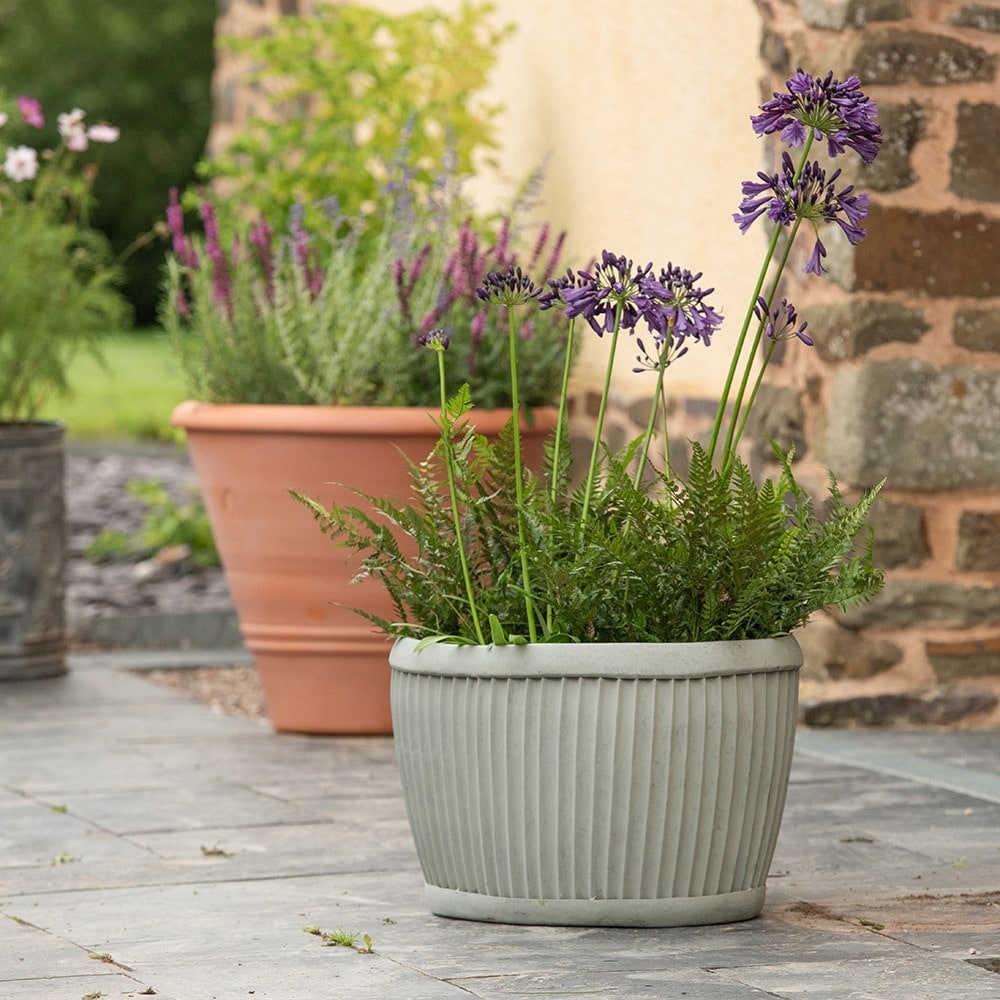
xmin=3 ymin=654 xmax=1000 ymax=999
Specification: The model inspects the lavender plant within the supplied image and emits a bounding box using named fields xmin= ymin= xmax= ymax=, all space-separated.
xmin=162 ymin=174 xmax=569 ymax=408
xmin=296 ymin=70 xmax=885 ymax=644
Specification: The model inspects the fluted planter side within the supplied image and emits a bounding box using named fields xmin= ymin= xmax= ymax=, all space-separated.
xmin=390 ymin=637 xmax=801 ymax=927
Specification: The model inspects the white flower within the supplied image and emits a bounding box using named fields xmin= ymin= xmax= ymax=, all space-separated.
xmin=0 ymin=112 xmax=8 ymax=128
xmin=3 ymin=145 xmax=39 ymax=182
xmin=57 ymin=107 xmax=86 ymax=138
xmin=87 ymin=124 xmax=120 ymax=144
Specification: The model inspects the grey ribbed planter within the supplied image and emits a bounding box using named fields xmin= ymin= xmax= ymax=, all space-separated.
xmin=0 ymin=422 xmax=67 ymax=680
xmin=390 ymin=636 xmax=802 ymax=927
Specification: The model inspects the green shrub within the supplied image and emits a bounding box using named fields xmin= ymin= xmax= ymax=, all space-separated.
xmin=199 ymin=0 xmax=511 ymax=229
xmin=0 ymin=0 xmax=216 ymax=322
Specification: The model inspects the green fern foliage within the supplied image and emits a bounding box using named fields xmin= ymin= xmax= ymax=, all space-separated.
xmin=294 ymin=426 xmax=883 ymax=643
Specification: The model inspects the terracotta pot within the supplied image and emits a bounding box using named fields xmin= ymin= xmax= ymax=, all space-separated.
xmin=171 ymin=402 xmax=558 ymax=734
xmin=0 ymin=422 xmax=66 ymax=680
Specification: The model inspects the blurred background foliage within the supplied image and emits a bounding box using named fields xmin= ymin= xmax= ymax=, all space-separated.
xmin=0 ymin=0 xmax=216 ymax=324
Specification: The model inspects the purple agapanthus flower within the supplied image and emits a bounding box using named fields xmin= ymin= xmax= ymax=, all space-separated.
xmin=752 ymin=69 xmax=881 ymax=163
xmin=558 ymin=252 xmax=661 ymax=337
xmin=639 ymin=264 xmax=723 ymax=347
xmin=538 ymin=267 xmax=583 ymax=311
xmin=476 ymin=265 xmax=541 ymax=308
xmin=632 ymin=335 xmax=689 ymax=374
xmin=754 ymin=297 xmax=813 ymax=346
xmin=417 ymin=328 xmax=450 ymax=351
xmin=734 ymin=152 xmax=869 ymax=275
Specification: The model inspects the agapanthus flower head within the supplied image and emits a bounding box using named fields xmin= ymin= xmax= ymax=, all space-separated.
xmin=639 ymin=264 xmax=723 ymax=347
xmin=417 ymin=328 xmax=450 ymax=351
xmin=476 ymin=265 xmax=541 ymax=308
xmin=632 ymin=335 xmax=689 ymax=374
xmin=752 ymin=68 xmax=881 ymax=163
xmin=538 ymin=267 xmax=582 ymax=311
xmin=734 ymin=152 xmax=869 ymax=275
xmin=754 ymin=296 xmax=813 ymax=346
xmin=561 ymin=252 xmax=659 ymax=337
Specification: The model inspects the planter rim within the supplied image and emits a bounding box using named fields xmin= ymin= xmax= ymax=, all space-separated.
xmin=0 ymin=421 xmax=65 ymax=446
xmin=171 ymin=400 xmax=558 ymax=438
xmin=389 ymin=634 xmax=802 ymax=680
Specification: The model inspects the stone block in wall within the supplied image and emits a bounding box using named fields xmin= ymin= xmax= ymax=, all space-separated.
xmin=827 ymin=360 xmax=1000 ymax=488
xmin=867 ymin=499 xmax=929 ymax=568
xmin=854 ymin=101 xmax=923 ymax=192
xmin=950 ymin=5 xmax=1000 ymax=32
xmin=800 ymin=685 xmax=997 ymax=725
xmin=855 ymin=206 xmax=1000 ymax=298
xmin=801 ymin=0 xmax=909 ymax=31
xmin=795 ymin=618 xmax=902 ymax=679
xmin=954 ymin=307 xmax=1000 ymax=352
xmin=952 ymin=103 xmax=1000 ymax=202
xmin=806 ymin=299 xmax=926 ymax=361
xmin=760 ymin=27 xmax=792 ymax=74
xmin=745 ymin=384 xmax=807 ymax=467
xmin=926 ymin=636 xmax=1000 ymax=680
xmin=956 ymin=510 xmax=1000 ymax=571
xmin=846 ymin=30 xmax=996 ymax=85
xmin=841 ymin=578 xmax=1000 ymax=628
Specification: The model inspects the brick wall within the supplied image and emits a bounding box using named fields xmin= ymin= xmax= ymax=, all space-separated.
xmin=744 ymin=0 xmax=1000 ymax=724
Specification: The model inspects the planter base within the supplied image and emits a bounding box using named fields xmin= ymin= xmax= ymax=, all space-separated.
xmin=424 ymin=884 xmax=766 ymax=928
xmin=250 ymin=635 xmax=393 ymax=735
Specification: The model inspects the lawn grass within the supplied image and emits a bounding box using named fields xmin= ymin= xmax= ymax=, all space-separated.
xmin=50 ymin=330 xmax=188 ymax=442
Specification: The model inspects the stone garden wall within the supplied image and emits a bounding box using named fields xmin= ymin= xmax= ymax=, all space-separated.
xmin=595 ymin=0 xmax=1000 ymax=726
xmin=210 ymin=0 xmax=1000 ymax=725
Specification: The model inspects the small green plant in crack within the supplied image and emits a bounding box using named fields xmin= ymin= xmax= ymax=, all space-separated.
xmin=303 ymin=925 xmax=375 ymax=954
xmin=858 ymin=918 xmax=885 ymax=931
xmin=88 ymin=952 xmax=134 ymax=971
xmin=50 ymin=851 xmax=81 ymax=866
xmin=199 ymin=844 xmax=233 ymax=858
xmin=85 ymin=479 xmax=219 ymax=567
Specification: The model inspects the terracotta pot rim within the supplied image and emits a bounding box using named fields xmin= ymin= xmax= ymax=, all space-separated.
xmin=171 ymin=400 xmax=558 ymax=437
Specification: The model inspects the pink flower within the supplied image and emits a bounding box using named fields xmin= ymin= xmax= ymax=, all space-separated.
xmin=16 ymin=96 xmax=44 ymax=128
xmin=3 ymin=145 xmax=39 ymax=182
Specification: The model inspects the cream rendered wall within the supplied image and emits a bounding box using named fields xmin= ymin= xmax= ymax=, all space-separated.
xmin=374 ymin=0 xmax=767 ymax=400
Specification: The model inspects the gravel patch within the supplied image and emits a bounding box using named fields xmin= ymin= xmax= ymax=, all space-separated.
xmin=67 ymin=441 xmax=258 ymax=717
xmin=66 ymin=441 xmax=233 ymax=620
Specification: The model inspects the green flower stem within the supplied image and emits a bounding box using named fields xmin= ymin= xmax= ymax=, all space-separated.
xmin=435 ymin=348 xmax=485 ymax=645
xmin=706 ymin=135 xmax=815 ymax=467
xmin=505 ymin=305 xmax=538 ymax=642
xmin=580 ymin=301 xmax=625 ymax=527
xmin=634 ymin=339 xmax=671 ymax=489
xmin=549 ymin=316 xmax=577 ymax=503
xmin=729 ymin=338 xmax=779 ymax=460
xmin=720 ymin=217 xmax=802 ymax=470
